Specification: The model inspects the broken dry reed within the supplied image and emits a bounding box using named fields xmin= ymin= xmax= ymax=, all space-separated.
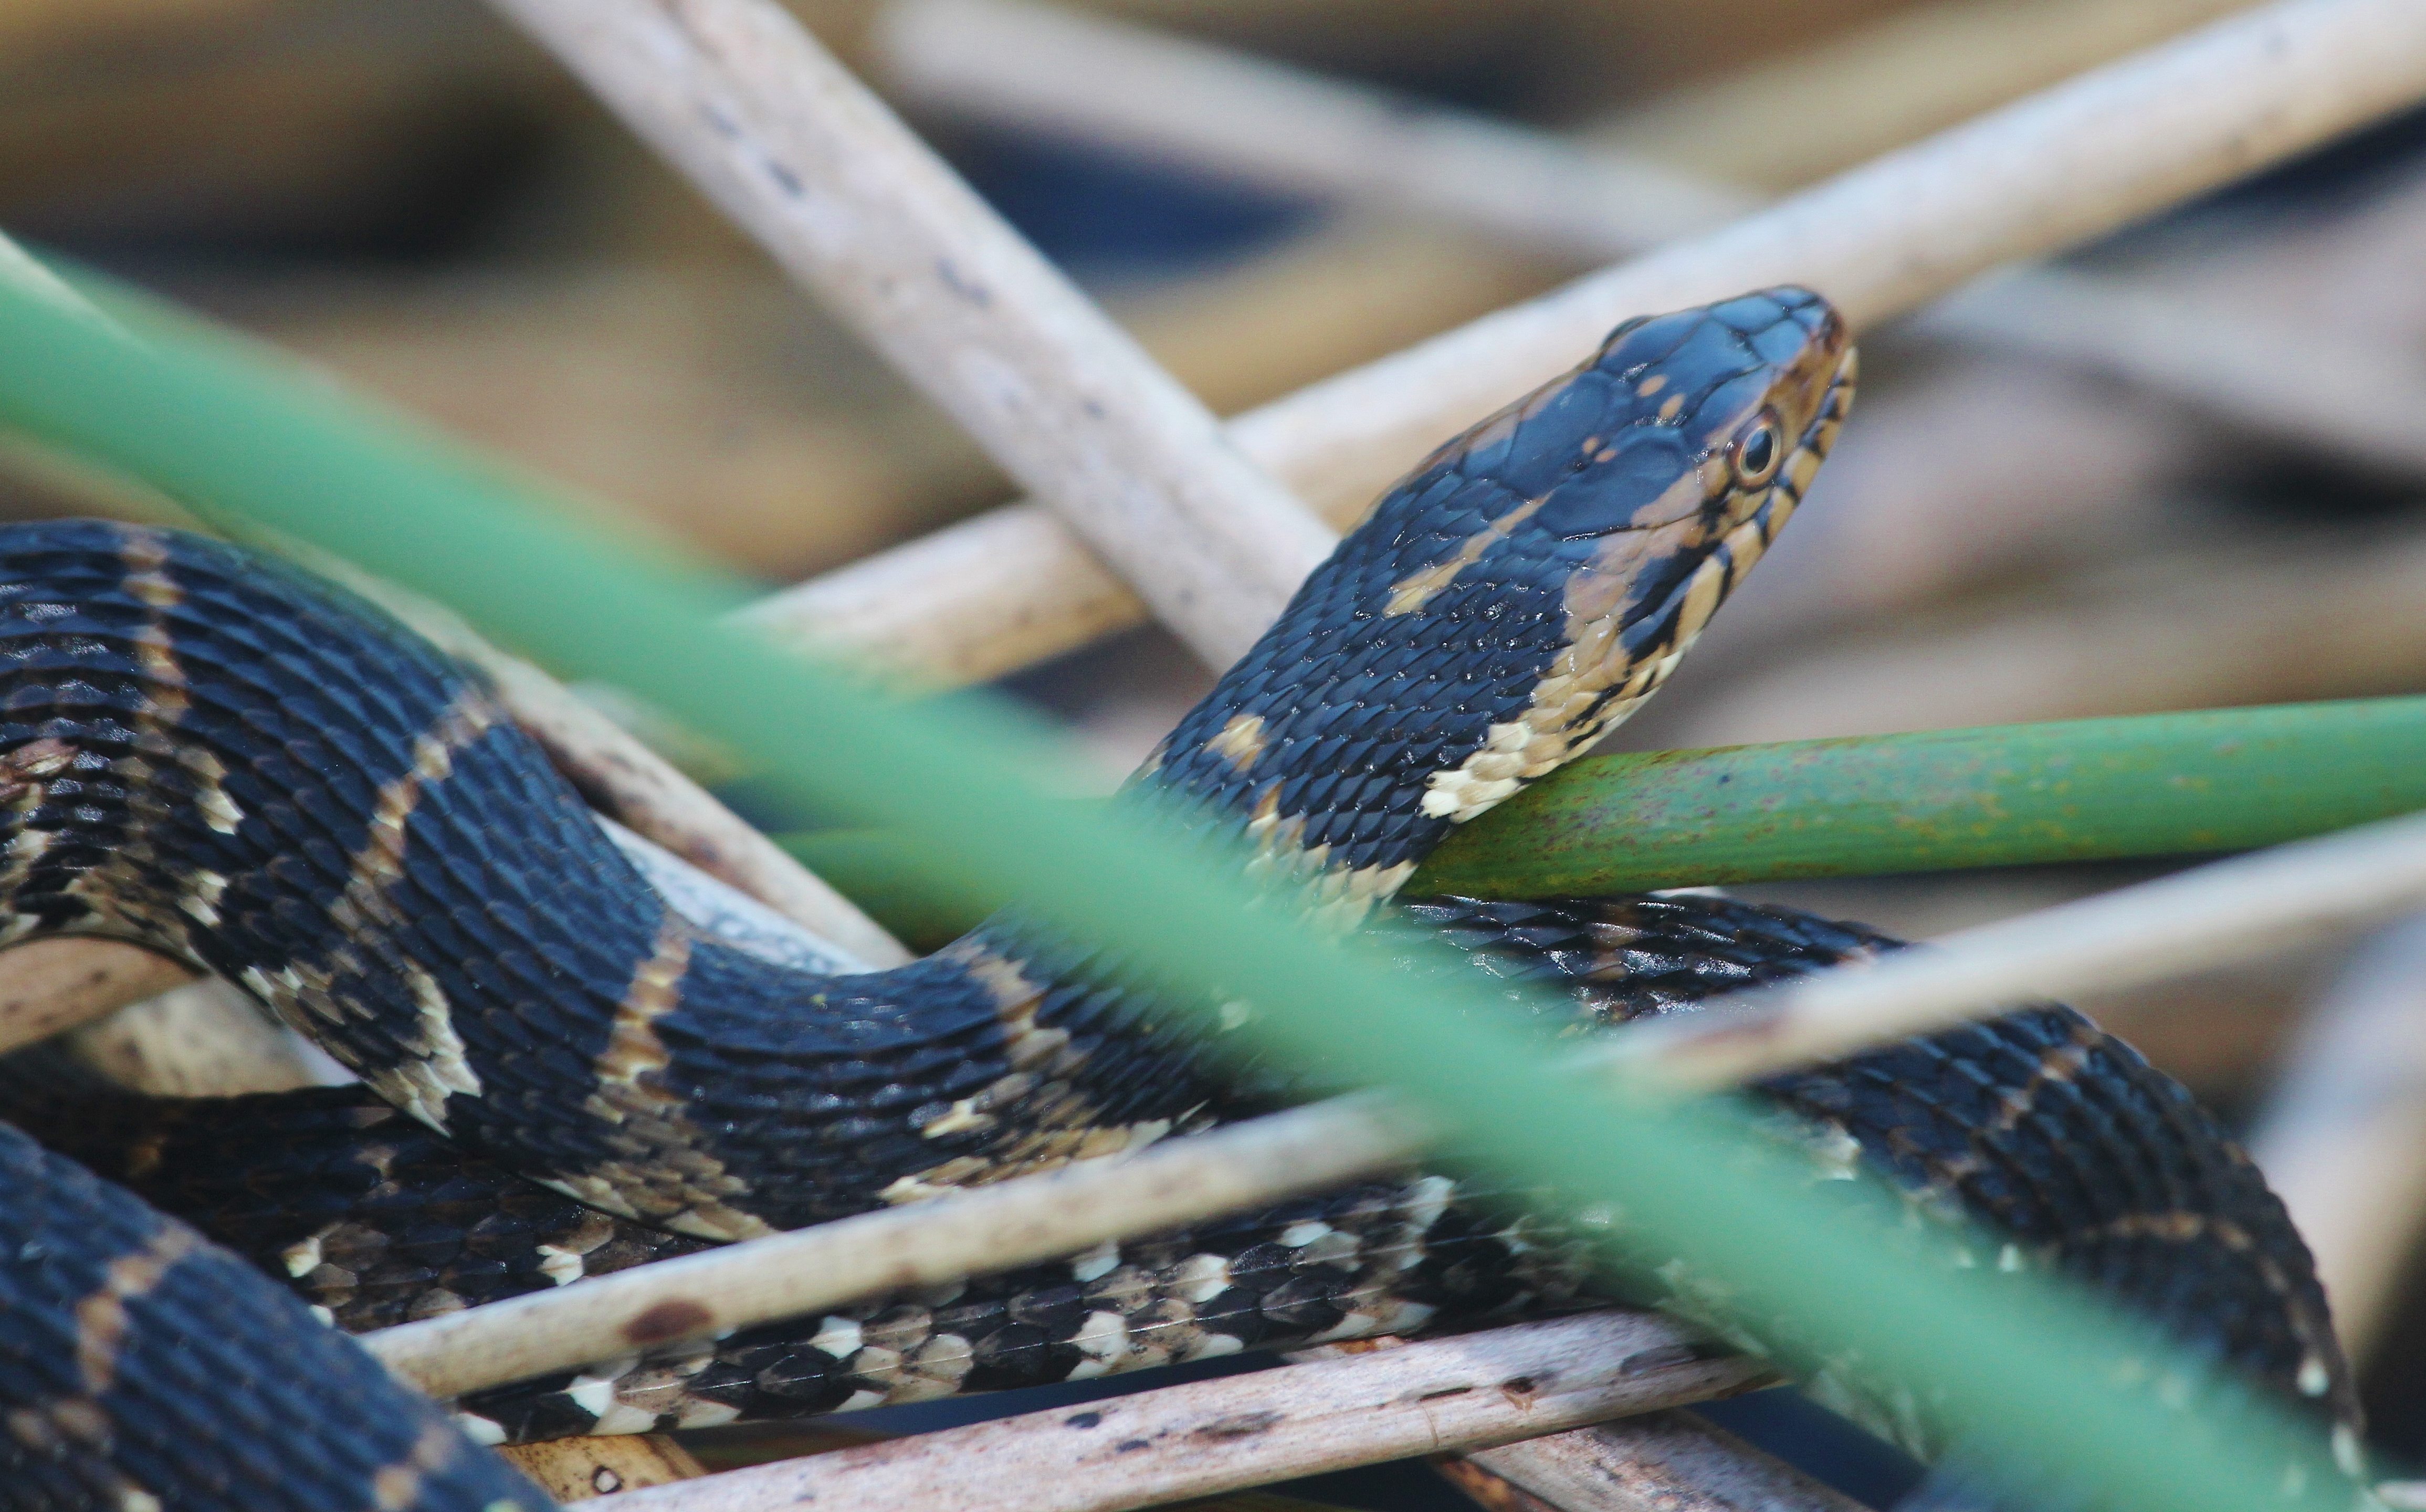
xmin=601 ymin=1312 xmax=1769 ymax=1512
xmin=886 ymin=0 xmax=2426 ymax=484
xmin=1592 ymin=0 xmax=2268 ymax=189
xmin=750 ymin=0 xmax=2426 ymax=688
xmin=489 ymin=0 xmax=1333 ymax=670
xmin=1598 ymin=807 xmax=2426 ymax=1093
xmin=363 ymin=1096 xmax=1427 ymax=1399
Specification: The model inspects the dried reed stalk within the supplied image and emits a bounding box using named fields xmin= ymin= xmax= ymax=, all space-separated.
xmin=1462 ymin=1412 xmax=1867 ymax=1512
xmin=604 ymin=1313 xmax=1770 ymax=1512
xmin=752 ymin=0 xmax=2426 ymax=688
xmin=489 ymin=0 xmax=1333 ymax=670
xmin=883 ymin=0 xmax=2426 ymax=481
xmin=1600 ymin=808 xmax=2426 ymax=1091
xmin=0 ymin=938 xmax=194 ymax=1058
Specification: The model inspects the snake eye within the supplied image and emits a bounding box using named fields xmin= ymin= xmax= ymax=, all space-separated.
xmin=1731 ymin=414 xmax=1783 ymax=487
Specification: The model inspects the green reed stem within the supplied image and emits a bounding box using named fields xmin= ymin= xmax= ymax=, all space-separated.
xmin=0 ymin=260 xmax=2365 ymax=1511
xmin=1414 ymin=698 xmax=2426 ymax=895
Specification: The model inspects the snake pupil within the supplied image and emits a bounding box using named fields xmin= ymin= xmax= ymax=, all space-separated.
xmin=1735 ymin=420 xmax=1780 ymax=482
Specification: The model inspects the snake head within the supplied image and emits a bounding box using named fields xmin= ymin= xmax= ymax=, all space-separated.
xmin=1147 ymin=287 xmax=1854 ymax=914
xmin=1395 ymin=287 xmax=1855 ymax=825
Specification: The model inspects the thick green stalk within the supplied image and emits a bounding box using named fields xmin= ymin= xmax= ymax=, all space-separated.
xmin=0 ymin=265 xmax=2362 ymax=1511
xmin=1413 ymin=699 xmax=2426 ymax=895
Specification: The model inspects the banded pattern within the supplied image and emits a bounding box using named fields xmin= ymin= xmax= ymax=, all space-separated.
xmin=4 ymin=896 xmax=2353 ymax=1463
xmin=0 ymin=1121 xmax=547 ymax=1511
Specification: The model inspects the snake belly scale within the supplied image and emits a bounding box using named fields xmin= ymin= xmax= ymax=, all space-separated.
xmin=0 ymin=288 xmax=2354 ymax=1509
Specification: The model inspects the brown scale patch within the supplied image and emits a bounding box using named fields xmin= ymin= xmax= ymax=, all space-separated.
xmin=556 ymin=910 xmax=770 ymax=1242
xmin=1985 ymin=1023 xmax=2105 ymax=1136
xmin=109 ymin=529 xmax=236 ymax=860
xmin=0 ymin=1219 xmax=183 ymax=1512
xmin=884 ymin=1098 xmax=1184 ymax=1203
xmin=43 ymin=538 xmax=227 ymax=950
xmin=1383 ymin=496 xmax=1546 ymax=617
xmin=370 ymin=1419 xmax=468 ymax=1512
xmin=0 ymin=739 xmax=83 ymax=943
xmin=911 ymin=939 xmax=1085 ymax=1141
xmin=1205 ymin=713 xmax=1267 ymax=773
xmin=73 ymin=1223 xmax=199 ymax=1396
xmin=335 ymin=690 xmax=503 ymax=935
xmin=247 ymin=688 xmax=506 ymax=1130
xmin=1227 ymin=783 xmax=1422 ymax=930
xmin=117 ymin=529 xmax=191 ymax=724
xmin=0 ymin=737 xmax=76 ymax=802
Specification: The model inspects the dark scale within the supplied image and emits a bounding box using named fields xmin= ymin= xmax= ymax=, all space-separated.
xmin=0 ymin=1121 xmax=547 ymax=1512
xmin=0 ymin=289 xmax=2359 ymax=1504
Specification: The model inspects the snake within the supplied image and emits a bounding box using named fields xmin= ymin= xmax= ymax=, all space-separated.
xmin=0 ymin=287 xmax=2355 ymax=1510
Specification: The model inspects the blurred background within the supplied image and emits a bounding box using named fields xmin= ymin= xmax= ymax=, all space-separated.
xmin=10 ymin=1 xmax=2426 ymax=1506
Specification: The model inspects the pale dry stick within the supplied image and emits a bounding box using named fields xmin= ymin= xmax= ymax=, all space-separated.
xmin=886 ymin=0 xmax=2426 ymax=484
xmin=1592 ymin=807 xmax=2426 ymax=1094
xmin=1461 ymin=1412 xmax=1867 ymax=1512
xmin=489 ymin=0 xmax=1336 ymax=671
xmin=0 ymin=937 xmax=193 ymax=1058
xmin=60 ymin=978 xmax=344 ymax=1097
xmin=754 ymin=0 xmax=2426 ymax=689
xmin=602 ymin=1312 xmax=1772 ymax=1512
xmin=875 ymin=0 xmax=1757 ymax=257
xmin=1283 ymin=1337 xmax=1855 ymax=1512
xmin=1917 ymin=269 xmax=2426 ymax=478
xmin=2249 ymin=916 xmax=2426 ymax=1361
xmin=1593 ymin=0 xmax=2266 ymax=190
xmin=363 ymin=1094 xmax=1430 ymax=1399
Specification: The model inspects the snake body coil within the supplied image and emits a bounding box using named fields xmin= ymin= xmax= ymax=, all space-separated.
xmin=0 ymin=289 xmax=2353 ymax=1509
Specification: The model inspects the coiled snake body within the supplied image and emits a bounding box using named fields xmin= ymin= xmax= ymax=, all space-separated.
xmin=0 ymin=289 xmax=2353 ymax=1509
